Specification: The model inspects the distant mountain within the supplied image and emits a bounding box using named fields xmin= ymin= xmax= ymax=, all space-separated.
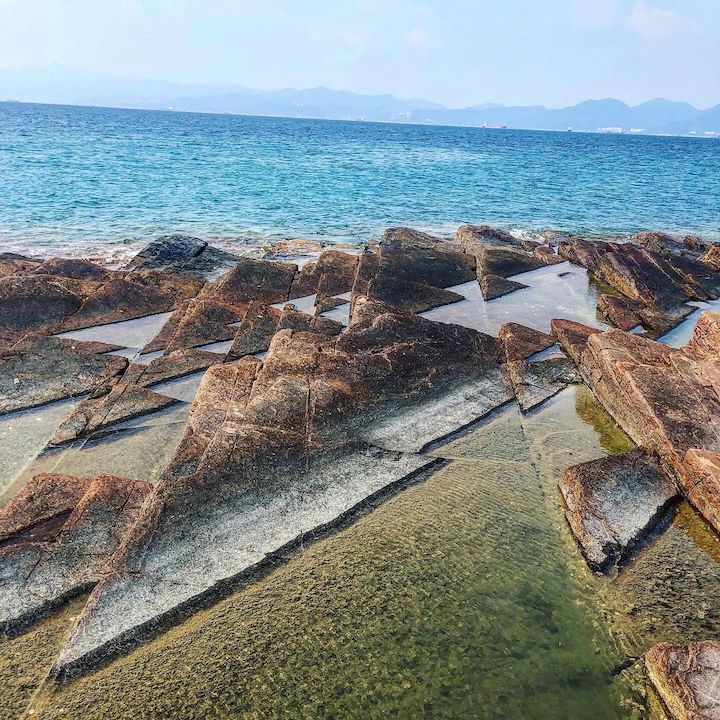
xmin=1 ymin=66 xmax=718 ymax=135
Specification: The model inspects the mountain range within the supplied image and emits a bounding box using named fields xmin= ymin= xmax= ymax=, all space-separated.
xmin=1 ymin=66 xmax=718 ymax=135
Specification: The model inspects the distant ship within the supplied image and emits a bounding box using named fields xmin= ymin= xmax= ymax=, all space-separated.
xmin=481 ymin=122 xmax=507 ymax=129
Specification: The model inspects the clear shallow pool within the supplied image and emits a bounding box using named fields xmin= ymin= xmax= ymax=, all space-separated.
xmin=5 ymin=387 xmax=644 ymax=720
xmin=421 ymin=262 xmax=606 ymax=335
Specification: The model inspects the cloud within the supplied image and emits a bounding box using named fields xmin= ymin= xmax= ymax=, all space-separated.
xmin=405 ymin=26 xmax=429 ymax=45
xmin=625 ymin=1 xmax=677 ymax=36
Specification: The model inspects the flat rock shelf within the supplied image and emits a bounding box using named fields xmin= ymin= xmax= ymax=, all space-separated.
xmin=1 ymin=227 xmax=719 ymax=720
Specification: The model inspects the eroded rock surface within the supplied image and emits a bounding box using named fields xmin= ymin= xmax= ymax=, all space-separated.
xmin=559 ymin=449 xmax=678 ymax=571
xmin=499 ymin=322 xmax=555 ymax=361
xmin=0 ymin=472 xmax=150 ymax=633
xmin=553 ymin=313 xmax=720 ymax=535
xmin=0 ymin=338 xmax=128 ymax=415
xmin=645 ymin=641 xmax=720 ymax=720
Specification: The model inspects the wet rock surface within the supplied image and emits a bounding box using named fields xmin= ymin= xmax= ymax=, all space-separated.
xmin=559 ymin=449 xmax=679 ymax=571
xmin=645 ymin=641 xmax=720 ymax=720
xmin=0 ymin=472 xmax=150 ymax=633
xmin=499 ymin=322 xmax=555 ymax=361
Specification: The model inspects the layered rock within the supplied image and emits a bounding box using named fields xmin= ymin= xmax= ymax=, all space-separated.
xmin=124 ymin=235 xmax=243 ymax=277
xmin=289 ymin=249 xmax=358 ymax=298
xmin=52 ymin=301 xmax=510 ymax=675
xmin=456 ymin=224 xmax=558 ymax=300
xmin=558 ymin=237 xmax=720 ymax=332
xmin=0 ymin=472 xmax=150 ymax=633
xmin=559 ymin=449 xmax=678 ymax=571
xmin=505 ymin=357 xmax=581 ymax=411
xmin=498 ymin=322 xmax=555 ymax=361
xmin=645 ymin=641 xmax=720 ymax=720
xmin=552 ymin=314 xmax=720 ymax=536
xmin=351 ymin=228 xmax=475 ymax=312
xmin=0 ymin=337 xmax=128 ymax=415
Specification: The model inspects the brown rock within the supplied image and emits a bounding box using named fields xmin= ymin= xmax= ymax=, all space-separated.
xmin=686 ymin=312 xmax=720 ymax=359
xmin=289 ymin=250 xmax=359 ymax=298
xmin=556 ymin=323 xmax=720 ymax=535
xmin=0 ymin=254 xmax=42 ymax=278
xmin=135 ymin=348 xmax=223 ymax=388
xmin=533 ymin=245 xmax=564 ymax=265
xmin=59 ymin=278 xmax=177 ymax=332
xmin=33 ymin=258 xmax=114 ymax=281
xmin=212 ymin=258 xmax=297 ymax=304
xmin=314 ymin=294 xmax=347 ymax=314
xmin=277 ymin=304 xmax=344 ymax=336
xmin=551 ymin=319 xmax=602 ymax=365
xmin=456 ymin=224 xmax=522 ymax=249
xmin=475 ymin=245 xmax=547 ymax=278
xmin=559 ymin=449 xmax=678 ymax=571
xmin=0 ymin=275 xmax=85 ymax=345
xmin=479 ymin=273 xmax=528 ymax=300
xmin=700 ymin=245 xmax=720 ymax=272
xmin=0 ymin=338 xmax=128 ymax=415
xmin=227 ymin=302 xmax=281 ymax=360
xmin=0 ymin=472 xmax=150 ymax=632
xmin=645 ymin=641 xmax=720 ymax=720
xmin=498 ymin=322 xmax=555 ymax=361
xmin=51 ymin=382 xmax=179 ymax=444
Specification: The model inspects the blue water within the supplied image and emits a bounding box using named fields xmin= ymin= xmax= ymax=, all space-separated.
xmin=1 ymin=101 xmax=718 ymax=261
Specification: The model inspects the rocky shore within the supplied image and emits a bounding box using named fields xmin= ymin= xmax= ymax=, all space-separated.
xmin=1 ymin=226 xmax=719 ymax=718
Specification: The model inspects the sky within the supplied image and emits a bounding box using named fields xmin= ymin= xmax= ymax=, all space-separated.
xmin=0 ymin=0 xmax=718 ymax=108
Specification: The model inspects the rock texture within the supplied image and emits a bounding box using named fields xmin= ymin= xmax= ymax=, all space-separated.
xmin=351 ymin=228 xmax=475 ymax=312
xmin=0 ymin=472 xmax=150 ymax=633
xmin=645 ymin=641 xmax=720 ymax=720
xmin=498 ymin=322 xmax=555 ymax=361
xmin=558 ymin=237 xmax=720 ymax=333
xmin=506 ymin=357 xmax=581 ymax=411
xmin=0 ymin=338 xmax=128 ymax=415
xmin=553 ymin=313 xmax=720 ymax=536
xmin=559 ymin=449 xmax=678 ymax=571
xmin=52 ymin=299 xmax=510 ymax=675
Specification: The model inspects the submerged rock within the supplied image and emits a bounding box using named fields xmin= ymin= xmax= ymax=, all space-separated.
xmin=506 ymin=357 xmax=581 ymax=411
xmin=559 ymin=449 xmax=678 ymax=571
xmin=0 ymin=472 xmax=150 ymax=633
xmin=645 ymin=641 xmax=720 ymax=720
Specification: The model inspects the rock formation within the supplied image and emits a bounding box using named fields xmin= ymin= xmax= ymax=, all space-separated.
xmin=645 ymin=641 xmax=720 ymax=720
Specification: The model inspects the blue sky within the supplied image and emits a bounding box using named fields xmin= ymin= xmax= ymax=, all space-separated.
xmin=1 ymin=0 xmax=718 ymax=107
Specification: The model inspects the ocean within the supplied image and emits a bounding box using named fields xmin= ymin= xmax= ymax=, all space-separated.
xmin=0 ymin=101 xmax=718 ymax=263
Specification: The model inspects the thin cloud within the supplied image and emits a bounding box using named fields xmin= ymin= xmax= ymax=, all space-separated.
xmin=626 ymin=1 xmax=677 ymax=36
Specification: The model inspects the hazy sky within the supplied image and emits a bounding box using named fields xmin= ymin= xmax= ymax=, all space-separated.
xmin=1 ymin=0 xmax=718 ymax=108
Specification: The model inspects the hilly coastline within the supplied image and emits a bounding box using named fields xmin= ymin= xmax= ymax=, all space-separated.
xmin=2 ymin=66 xmax=719 ymax=135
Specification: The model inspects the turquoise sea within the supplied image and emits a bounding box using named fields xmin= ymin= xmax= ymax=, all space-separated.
xmin=0 ymin=101 xmax=718 ymax=261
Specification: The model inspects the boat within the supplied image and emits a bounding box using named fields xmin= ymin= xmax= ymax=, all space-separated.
xmin=481 ymin=122 xmax=507 ymax=129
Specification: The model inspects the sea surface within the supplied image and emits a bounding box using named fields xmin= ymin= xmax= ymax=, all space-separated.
xmin=1 ymin=101 xmax=719 ymax=263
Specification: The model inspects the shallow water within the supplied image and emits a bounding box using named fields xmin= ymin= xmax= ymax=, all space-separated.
xmin=55 ymin=312 xmax=174 ymax=349
xmin=658 ymin=299 xmax=720 ymax=348
xmin=13 ymin=386 xmax=660 ymax=720
xmin=421 ymin=262 xmax=606 ymax=335
xmin=0 ymin=398 xmax=80 ymax=500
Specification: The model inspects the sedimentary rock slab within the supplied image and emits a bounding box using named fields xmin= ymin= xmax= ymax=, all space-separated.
xmin=559 ymin=449 xmax=678 ymax=570
xmin=554 ymin=315 xmax=720 ymax=536
xmin=290 ymin=250 xmax=359 ymax=298
xmin=479 ymin=273 xmax=528 ymax=300
xmin=498 ymin=322 xmax=555 ymax=361
xmin=0 ymin=473 xmax=150 ymax=633
xmin=0 ymin=339 xmax=128 ymax=415
xmin=645 ymin=641 xmax=720 ymax=720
